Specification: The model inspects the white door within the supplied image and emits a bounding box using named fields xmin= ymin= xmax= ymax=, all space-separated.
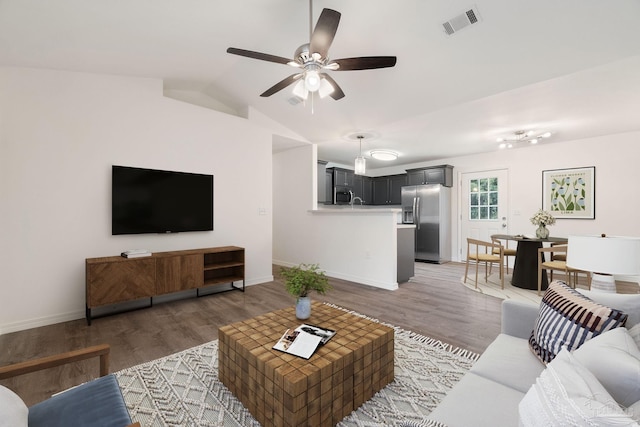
xmin=460 ymin=169 xmax=510 ymax=260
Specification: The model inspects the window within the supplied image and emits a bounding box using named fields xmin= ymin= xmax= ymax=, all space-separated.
xmin=469 ymin=177 xmax=498 ymax=220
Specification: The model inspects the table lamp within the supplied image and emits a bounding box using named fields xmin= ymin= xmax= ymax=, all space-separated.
xmin=567 ymin=234 xmax=640 ymax=293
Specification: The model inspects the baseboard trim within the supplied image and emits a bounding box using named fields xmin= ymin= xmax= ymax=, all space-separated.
xmin=0 ymin=276 xmax=275 ymax=336
xmin=0 ymin=310 xmax=85 ymax=336
xmin=273 ymin=260 xmax=398 ymax=291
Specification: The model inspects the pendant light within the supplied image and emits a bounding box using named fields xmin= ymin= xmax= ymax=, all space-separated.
xmin=354 ymin=135 xmax=366 ymax=175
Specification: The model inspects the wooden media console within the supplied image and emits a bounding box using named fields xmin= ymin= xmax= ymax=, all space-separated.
xmin=85 ymin=246 xmax=244 ymax=324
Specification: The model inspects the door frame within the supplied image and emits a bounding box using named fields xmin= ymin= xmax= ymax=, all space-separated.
xmin=456 ymin=167 xmax=511 ymax=262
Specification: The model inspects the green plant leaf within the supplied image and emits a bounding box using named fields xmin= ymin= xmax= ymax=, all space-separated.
xmin=281 ymin=263 xmax=331 ymax=298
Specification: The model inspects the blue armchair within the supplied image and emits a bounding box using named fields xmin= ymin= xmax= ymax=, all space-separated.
xmin=0 ymin=344 xmax=137 ymax=427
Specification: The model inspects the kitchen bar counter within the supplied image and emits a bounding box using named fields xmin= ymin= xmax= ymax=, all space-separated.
xmin=303 ymin=207 xmax=414 ymax=289
xmin=312 ymin=207 xmax=402 ymax=213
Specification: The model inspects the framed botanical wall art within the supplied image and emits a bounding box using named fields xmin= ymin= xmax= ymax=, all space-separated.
xmin=542 ymin=166 xmax=595 ymax=219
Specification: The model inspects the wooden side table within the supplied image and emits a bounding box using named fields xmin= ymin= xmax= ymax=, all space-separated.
xmin=218 ymin=302 xmax=394 ymax=427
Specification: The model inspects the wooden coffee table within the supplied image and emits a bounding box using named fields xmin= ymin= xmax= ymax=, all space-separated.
xmin=218 ymin=302 xmax=394 ymax=427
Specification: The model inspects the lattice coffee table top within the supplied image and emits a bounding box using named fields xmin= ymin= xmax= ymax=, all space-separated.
xmin=219 ymin=301 xmax=393 ymax=371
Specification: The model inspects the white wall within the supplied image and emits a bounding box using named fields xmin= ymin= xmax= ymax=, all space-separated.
xmin=372 ymin=132 xmax=640 ymax=261
xmin=273 ymin=145 xmax=399 ymax=290
xmin=0 ymin=67 xmax=274 ymax=334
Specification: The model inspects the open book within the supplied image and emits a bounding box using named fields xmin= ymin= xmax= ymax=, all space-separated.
xmin=272 ymin=324 xmax=336 ymax=359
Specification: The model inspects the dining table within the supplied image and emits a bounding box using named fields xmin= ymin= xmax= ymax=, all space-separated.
xmin=491 ymin=234 xmax=568 ymax=291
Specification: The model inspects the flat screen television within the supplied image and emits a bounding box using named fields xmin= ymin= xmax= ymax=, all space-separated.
xmin=112 ymin=165 xmax=213 ymax=235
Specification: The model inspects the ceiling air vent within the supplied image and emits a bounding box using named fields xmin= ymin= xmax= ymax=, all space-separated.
xmin=442 ymin=6 xmax=481 ymax=36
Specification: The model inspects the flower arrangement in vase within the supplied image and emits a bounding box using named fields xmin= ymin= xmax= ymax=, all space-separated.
xmin=530 ymin=209 xmax=556 ymax=239
xmin=280 ymin=263 xmax=331 ymax=319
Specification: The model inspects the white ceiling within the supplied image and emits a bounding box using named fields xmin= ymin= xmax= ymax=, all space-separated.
xmin=2 ymin=0 xmax=640 ymax=170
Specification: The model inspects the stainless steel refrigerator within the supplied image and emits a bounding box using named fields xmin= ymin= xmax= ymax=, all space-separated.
xmin=401 ymin=184 xmax=451 ymax=263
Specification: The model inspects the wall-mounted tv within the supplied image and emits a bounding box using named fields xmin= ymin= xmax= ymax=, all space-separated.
xmin=112 ymin=165 xmax=213 ymax=235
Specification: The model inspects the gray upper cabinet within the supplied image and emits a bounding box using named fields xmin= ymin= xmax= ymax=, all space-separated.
xmin=373 ymin=174 xmax=407 ymax=205
xmin=330 ymin=167 xmax=354 ymax=187
xmin=317 ymin=161 xmax=328 ymax=204
xmin=406 ymin=165 xmax=453 ymax=187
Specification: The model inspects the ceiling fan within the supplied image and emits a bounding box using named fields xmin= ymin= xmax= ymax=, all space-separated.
xmin=226 ymin=1 xmax=396 ymax=101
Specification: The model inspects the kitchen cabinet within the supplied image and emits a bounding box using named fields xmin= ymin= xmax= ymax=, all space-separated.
xmin=373 ymin=174 xmax=407 ymax=205
xmin=406 ymin=165 xmax=453 ymax=187
xmin=397 ymin=226 xmax=416 ymax=283
xmin=317 ymin=160 xmax=328 ymax=204
xmin=329 ymin=167 xmax=354 ymax=187
xmin=353 ymin=175 xmax=373 ymax=204
xmin=325 ymin=170 xmax=333 ymax=204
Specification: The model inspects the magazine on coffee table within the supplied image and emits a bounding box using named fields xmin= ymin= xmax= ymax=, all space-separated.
xmin=272 ymin=324 xmax=336 ymax=359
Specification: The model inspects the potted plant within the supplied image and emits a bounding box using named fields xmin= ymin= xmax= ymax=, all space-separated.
xmin=280 ymin=263 xmax=331 ymax=319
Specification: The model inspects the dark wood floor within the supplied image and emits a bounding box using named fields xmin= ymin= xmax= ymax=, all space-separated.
xmin=0 ymin=261 xmax=503 ymax=406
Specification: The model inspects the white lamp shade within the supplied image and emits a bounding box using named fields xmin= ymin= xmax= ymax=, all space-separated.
xmin=567 ymin=235 xmax=640 ymax=275
xmin=292 ymin=80 xmax=308 ymax=100
xmin=354 ymin=156 xmax=366 ymax=175
xmin=318 ymin=78 xmax=334 ymax=98
xmin=304 ymin=70 xmax=321 ymax=92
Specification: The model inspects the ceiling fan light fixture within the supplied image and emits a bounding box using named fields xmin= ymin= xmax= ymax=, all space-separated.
xmin=318 ymin=78 xmax=335 ymax=98
xmin=370 ymin=150 xmax=398 ymax=161
xmin=304 ymin=70 xmax=321 ymax=92
xmin=292 ymin=80 xmax=308 ymax=100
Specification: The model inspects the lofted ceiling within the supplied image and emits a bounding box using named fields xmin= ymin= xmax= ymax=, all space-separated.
xmin=1 ymin=0 xmax=640 ymax=170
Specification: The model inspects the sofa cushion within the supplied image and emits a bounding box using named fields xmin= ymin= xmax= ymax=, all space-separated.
xmin=28 ymin=374 xmax=131 ymax=427
xmin=630 ymin=323 xmax=640 ymax=347
xmin=0 ymin=385 xmax=28 ymax=427
xmin=529 ymin=280 xmax=628 ymax=364
xmin=428 ymin=372 xmax=525 ymax=427
xmin=628 ymin=400 xmax=640 ymax=421
xmin=578 ymin=290 xmax=640 ymax=327
xmin=573 ymin=327 xmax=640 ymax=407
xmin=470 ymin=333 xmax=544 ymax=393
xmin=519 ymin=348 xmax=637 ymax=426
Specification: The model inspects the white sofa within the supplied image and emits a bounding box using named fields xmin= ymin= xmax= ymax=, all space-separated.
xmin=427 ymin=288 xmax=640 ymax=427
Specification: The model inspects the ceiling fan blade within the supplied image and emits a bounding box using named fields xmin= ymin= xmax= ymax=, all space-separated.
xmin=320 ymin=73 xmax=345 ymax=100
xmin=260 ymin=74 xmax=301 ymax=97
xmin=309 ymin=8 xmax=341 ymax=59
xmin=332 ymin=56 xmax=397 ymax=71
xmin=227 ymin=47 xmax=291 ymax=65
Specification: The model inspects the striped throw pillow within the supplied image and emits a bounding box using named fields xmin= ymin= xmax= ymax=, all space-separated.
xmin=529 ymin=280 xmax=628 ymax=364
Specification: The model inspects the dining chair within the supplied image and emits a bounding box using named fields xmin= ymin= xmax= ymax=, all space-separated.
xmin=491 ymin=236 xmax=517 ymax=274
xmin=464 ymin=238 xmax=504 ymax=289
xmin=550 ymin=241 xmax=566 ymax=261
xmin=537 ymin=245 xmax=591 ymax=296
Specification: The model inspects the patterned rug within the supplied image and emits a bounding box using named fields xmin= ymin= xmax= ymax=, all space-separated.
xmin=460 ymin=272 xmax=543 ymax=305
xmin=116 ymin=306 xmax=478 ymax=426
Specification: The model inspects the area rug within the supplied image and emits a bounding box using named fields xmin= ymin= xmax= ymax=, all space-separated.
xmin=115 ymin=306 xmax=478 ymax=427
xmin=460 ymin=271 xmax=542 ymax=305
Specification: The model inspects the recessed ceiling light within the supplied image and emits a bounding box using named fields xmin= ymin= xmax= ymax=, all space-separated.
xmin=370 ymin=150 xmax=398 ymax=161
